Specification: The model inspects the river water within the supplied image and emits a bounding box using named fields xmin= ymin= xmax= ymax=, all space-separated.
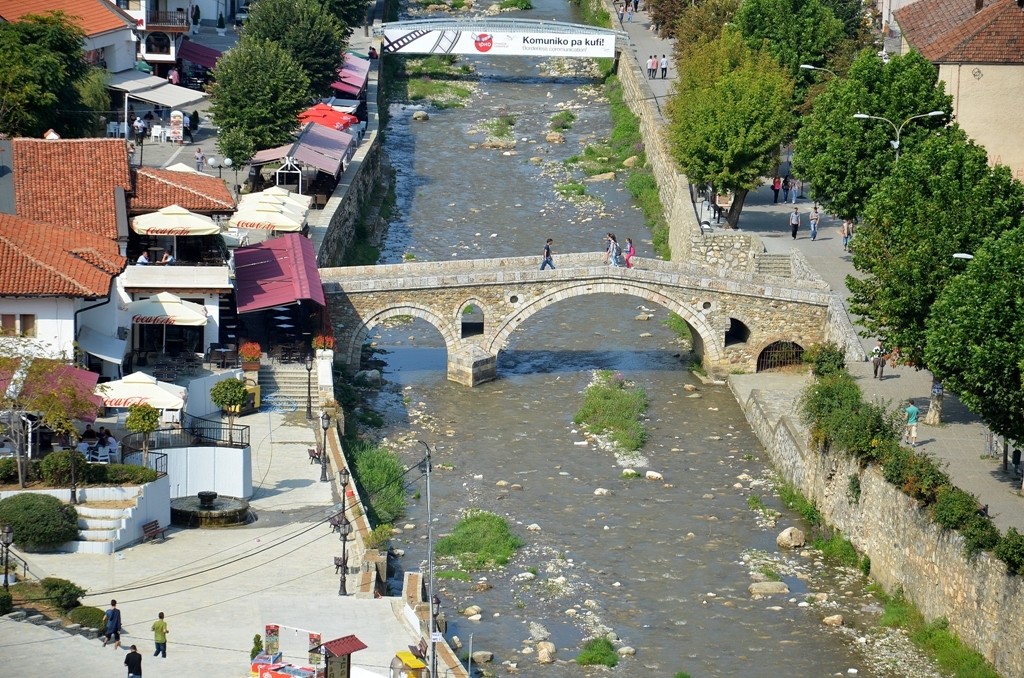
xmin=358 ymin=2 xmax=920 ymax=676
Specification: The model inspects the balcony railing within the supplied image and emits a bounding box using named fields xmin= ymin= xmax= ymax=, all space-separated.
xmin=120 ymin=413 xmax=250 ymax=454
xmin=147 ymin=11 xmax=189 ymax=28
xmin=122 ymin=450 xmax=168 ymax=477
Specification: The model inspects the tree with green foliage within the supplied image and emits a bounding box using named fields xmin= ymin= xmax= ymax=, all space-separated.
xmin=733 ymin=0 xmax=844 ymax=81
xmin=847 ymin=126 xmax=1024 ymax=371
xmin=666 ymin=27 xmax=794 ymax=227
xmin=125 ymin=403 xmax=161 ymax=468
xmin=793 ymin=49 xmax=952 ymax=219
xmin=657 ymin=0 xmax=739 ymax=46
xmin=216 ymin=127 xmax=257 ymax=168
xmin=0 ymin=12 xmax=97 ymax=138
xmin=209 ymin=377 xmax=248 ymax=444
xmin=209 ymin=38 xmax=310 ymax=154
xmin=321 ymin=0 xmax=372 ymax=37
xmin=924 ymin=226 xmax=1024 ymax=446
xmin=244 ymin=0 xmax=346 ymax=96
xmin=818 ymin=0 xmax=868 ymax=40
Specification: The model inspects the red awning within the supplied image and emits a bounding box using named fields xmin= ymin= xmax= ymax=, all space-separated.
xmin=234 ymin=233 xmax=326 ymax=314
xmin=331 ymin=53 xmax=369 ymax=97
xmin=178 ymin=40 xmax=222 ymax=69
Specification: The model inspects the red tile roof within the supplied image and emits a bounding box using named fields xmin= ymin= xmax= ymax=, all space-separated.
xmin=0 ymin=0 xmax=135 ymax=37
xmin=895 ymin=0 xmax=1024 ymax=64
xmin=0 ymin=213 xmax=126 ymax=297
xmin=12 ymin=138 xmax=132 ymax=241
xmin=129 ymin=168 xmax=235 ymax=214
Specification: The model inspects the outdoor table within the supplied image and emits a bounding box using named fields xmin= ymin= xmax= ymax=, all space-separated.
xmin=148 ymin=246 xmax=165 ymax=261
xmin=214 ymin=347 xmax=231 ymax=368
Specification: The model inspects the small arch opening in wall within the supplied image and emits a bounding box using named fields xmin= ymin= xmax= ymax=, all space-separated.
xmin=756 ymin=341 xmax=805 ymax=372
xmin=461 ymin=303 xmax=484 ymax=338
xmin=725 ymin=318 xmax=751 ymax=347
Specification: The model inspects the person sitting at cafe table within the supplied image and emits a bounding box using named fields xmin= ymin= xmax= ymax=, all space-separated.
xmin=81 ymin=424 xmax=98 ymax=442
xmin=158 ymin=251 xmax=175 ymax=265
xmin=137 ymin=251 xmax=151 ymax=265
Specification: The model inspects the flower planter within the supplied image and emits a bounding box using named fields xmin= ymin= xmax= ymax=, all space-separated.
xmin=241 ymin=361 xmax=260 ymax=372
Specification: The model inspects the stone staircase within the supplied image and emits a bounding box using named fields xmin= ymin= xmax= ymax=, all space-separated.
xmin=257 ymin=363 xmax=318 ymax=404
xmin=66 ymin=502 xmax=135 ymax=555
xmin=755 ymin=253 xmax=793 ymax=277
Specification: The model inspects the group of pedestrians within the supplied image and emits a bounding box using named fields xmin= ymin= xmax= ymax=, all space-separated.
xmin=788 ymin=205 xmax=822 ymax=241
xmin=539 ymin=234 xmax=636 ymax=270
xmin=100 ymin=599 xmax=170 ymax=677
xmin=646 ymin=54 xmax=668 ymax=79
xmin=616 ymin=0 xmax=639 ymax=22
xmin=770 ymin=175 xmax=802 ymax=204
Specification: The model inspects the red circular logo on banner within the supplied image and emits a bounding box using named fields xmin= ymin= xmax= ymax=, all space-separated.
xmin=474 ymin=33 xmax=493 ymax=52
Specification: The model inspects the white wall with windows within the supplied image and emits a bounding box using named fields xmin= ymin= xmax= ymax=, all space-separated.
xmin=0 ymin=297 xmax=76 ymax=358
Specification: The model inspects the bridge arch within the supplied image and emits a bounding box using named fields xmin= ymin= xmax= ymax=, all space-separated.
xmin=457 ymin=296 xmax=490 ymax=338
xmin=341 ymin=303 xmax=460 ymax=369
xmin=483 ymin=280 xmax=724 ymax=365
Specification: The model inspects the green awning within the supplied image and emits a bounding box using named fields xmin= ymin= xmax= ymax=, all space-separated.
xmin=135 ymin=61 xmax=154 ymax=73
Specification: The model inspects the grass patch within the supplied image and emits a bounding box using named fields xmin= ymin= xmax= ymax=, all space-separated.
xmin=758 ymin=566 xmax=781 ymax=581
xmin=499 ymin=0 xmax=532 ymax=7
xmin=872 ymin=586 xmax=999 ymax=678
xmin=576 ymin=637 xmax=618 ymax=667
xmin=573 ymin=370 xmax=648 ymax=451
xmin=435 ymin=510 xmax=524 ymax=570
xmin=436 ymin=570 xmax=471 ymax=582
xmin=550 ymin=110 xmax=576 ymax=131
xmin=555 ymin=182 xmax=586 ymax=197
xmin=483 ymin=114 xmax=517 ymax=139
xmin=386 ymin=55 xmax=474 ymax=108
xmin=812 ymin=530 xmax=861 ymax=569
xmin=778 ymin=482 xmax=821 ymax=527
xmin=662 ymin=312 xmax=693 ymax=343
xmin=349 ymin=440 xmax=407 ymax=525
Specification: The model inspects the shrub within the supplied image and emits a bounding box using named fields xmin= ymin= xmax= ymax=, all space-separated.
xmin=932 ymin=486 xmax=979 ymax=530
xmin=0 ymin=589 xmax=11 ymax=615
xmin=435 ymin=510 xmax=523 ymax=570
xmin=103 ymin=464 xmax=159 ymax=485
xmin=576 ymin=637 xmax=618 ymax=667
xmin=0 ymin=493 xmax=78 ymax=550
xmin=350 ymin=440 xmax=407 ymax=525
xmin=803 ymin=342 xmax=846 ymax=377
xmin=39 ymin=451 xmax=88 ymax=486
xmin=251 ymin=633 xmax=264 ymax=660
xmin=995 ymin=528 xmax=1024 ymax=575
xmin=900 ymin=452 xmax=949 ymax=506
xmin=364 ymin=523 xmax=393 ymax=551
xmin=0 ymin=457 xmax=17 ymax=484
xmin=67 ymin=605 xmax=105 ymax=628
xmin=573 ymin=370 xmax=648 ymax=451
xmin=40 ymin=577 xmax=85 ymax=611
xmin=961 ymin=513 xmax=1000 ymax=559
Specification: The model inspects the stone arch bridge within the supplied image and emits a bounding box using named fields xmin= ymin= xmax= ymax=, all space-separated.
xmin=319 ymin=253 xmax=848 ymax=386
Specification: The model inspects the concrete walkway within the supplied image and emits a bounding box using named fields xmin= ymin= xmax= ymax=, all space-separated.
xmin=614 ymin=13 xmax=1023 ymax=532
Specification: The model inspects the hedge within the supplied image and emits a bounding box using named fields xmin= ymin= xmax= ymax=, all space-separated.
xmin=800 ymin=362 xmax=1017 ymax=566
xmin=67 ymin=605 xmax=105 ymax=629
xmin=40 ymin=452 xmax=157 ymax=486
xmin=0 ymin=493 xmax=78 ymax=550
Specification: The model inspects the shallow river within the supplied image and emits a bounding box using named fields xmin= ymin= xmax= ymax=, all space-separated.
xmin=354 ymin=1 xmax=922 ymax=675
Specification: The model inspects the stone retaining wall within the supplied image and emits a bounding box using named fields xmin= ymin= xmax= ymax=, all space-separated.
xmin=733 ymin=384 xmax=1024 ymax=676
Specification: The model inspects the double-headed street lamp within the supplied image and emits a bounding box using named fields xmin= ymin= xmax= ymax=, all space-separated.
xmin=305 ymin=353 xmax=314 ymax=421
xmin=338 ymin=466 xmax=351 ymax=596
xmin=852 ymin=110 xmax=946 ymax=162
xmin=319 ymin=411 xmax=331 ymax=482
xmin=1 ymin=524 xmax=13 ymax=591
xmin=208 ymin=156 xmax=233 ymax=179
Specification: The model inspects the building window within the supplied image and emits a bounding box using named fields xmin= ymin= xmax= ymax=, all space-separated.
xmin=145 ymin=32 xmax=171 ymax=55
xmin=0 ymin=314 xmax=36 ymax=337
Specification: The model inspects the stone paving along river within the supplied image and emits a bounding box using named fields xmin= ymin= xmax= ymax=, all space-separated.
xmin=359 ymin=2 xmax=942 ymax=675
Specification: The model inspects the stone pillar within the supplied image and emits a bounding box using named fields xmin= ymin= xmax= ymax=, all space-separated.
xmin=447 ymin=345 xmax=497 ymax=387
xmin=316 ymin=349 xmax=335 ymax=406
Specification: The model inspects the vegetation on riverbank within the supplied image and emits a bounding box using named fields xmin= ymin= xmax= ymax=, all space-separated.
xmin=573 ymin=370 xmax=648 ymax=451
xmin=576 ymin=637 xmax=618 ymax=667
xmin=550 ymin=110 xmax=576 ymax=131
xmin=382 ymin=54 xmax=474 ymax=109
xmin=482 ymin=114 xmax=516 ymax=140
xmin=435 ymin=510 xmax=523 ymax=571
xmin=347 ymin=439 xmax=407 ymax=525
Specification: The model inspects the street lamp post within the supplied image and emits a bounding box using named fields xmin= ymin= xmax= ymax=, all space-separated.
xmin=319 ymin=412 xmax=331 ymax=482
xmin=337 ymin=466 xmax=350 ymax=595
xmin=1 ymin=524 xmax=13 ymax=591
xmin=209 ymin=156 xmax=221 ymax=177
xmin=418 ymin=440 xmax=437 ymax=678
xmin=70 ymin=450 xmax=78 ymax=505
xmin=852 ymin=110 xmax=946 ymax=162
xmin=305 ymin=353 xmax=314 ymax=420
xmin=799 ymin=63 xmax=837 ymax=77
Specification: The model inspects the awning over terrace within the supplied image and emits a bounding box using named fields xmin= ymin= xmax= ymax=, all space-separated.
xmin=250 ymin=123 xmax=354 ymax=177
xmin=233 ymin=233 xmax=325 ymax=314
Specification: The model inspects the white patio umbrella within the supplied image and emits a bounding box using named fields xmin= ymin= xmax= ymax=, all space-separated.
xmin=164 ymin=162 xmax=199 ymax=173
xmin=238 ymin=193 xmax=309 ymax=216
xmin=95 ymin=371 xmax=186 ymax=410
xmin=123 ymin=291 xmax=209 ymax=325
xmin=229 ymin=205 xmax=305 ymax=232
xmin=258 ymin=185 xmax=314 ymax=208
xmin=131 ymin=204 xmax=220 ymax=237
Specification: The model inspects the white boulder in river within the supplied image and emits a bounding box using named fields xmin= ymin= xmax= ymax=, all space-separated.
xmin=776 ymin=526 xmax=806 ymax=549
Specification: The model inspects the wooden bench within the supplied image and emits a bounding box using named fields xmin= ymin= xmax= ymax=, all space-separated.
xmin=334 ymin=554 xmax=348 ymax=574
xmin=308 ymin=447 xmax=321 ymax=464
xmin=141 ymin=520 xmax=168 ymax=543
xmin=713 ymin=194 xmax=733 ymax=223
xmin=408 ymin=638 xmax=429 ymax=660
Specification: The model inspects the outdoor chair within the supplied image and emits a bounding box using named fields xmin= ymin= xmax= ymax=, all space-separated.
xmin=150 ymin=125 xmax=164 ymax=143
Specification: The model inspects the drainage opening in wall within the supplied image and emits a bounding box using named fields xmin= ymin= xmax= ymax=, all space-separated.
xmin=509 ymin=295 xmax=519 ymax=304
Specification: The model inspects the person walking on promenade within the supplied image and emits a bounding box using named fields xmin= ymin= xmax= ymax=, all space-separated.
xmin=102 ymin=599 xmax=122 ymax=649
xmin=841 ymin=219 xmax=854 ymax=251
xmin=871 ymin=339 xmax=886 ymax=379
xmin=626 ymin=4 xmax=633 ymax=21
xmin=623 ymin=237 xmax=636 ymax=268
xmin=540 ymin=238 xmax=555 ymax=270
xmin=194 ymin=148 xmax=205 ymax=172
xmin=791 ymin=178 xmax=799 ymax=204
xmin=660 ymin=54 xmax=668 ymax=78
xmin=771 ymin=175 xmax=781 ymax=203
xmin=788 ymin=207 xmax=800 ymax=239
xmin=904 ymin=399 xmax=920 ymax=447
xmin=809 ymin=206 xmax=821 ymax=241
xmin=604 ymin=233 xmax=622 ymax=266
xmin=152 ymin=612 xmax=168 ymax=658
xmin=781 ymin=176 xmax=791 ymax=202
xmin=125 ymin=645 xmax=143 ymax=678
xmin=646 ymin=55 xmax=655 ymax=79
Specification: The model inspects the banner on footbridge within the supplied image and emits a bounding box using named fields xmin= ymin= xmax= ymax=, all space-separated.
xmin=382 ymin=29 xmax=615 ymax=58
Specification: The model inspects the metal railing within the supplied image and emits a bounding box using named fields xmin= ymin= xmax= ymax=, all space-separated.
xmin=122 ymin=450 xmax=168 ymax=477
xmin=120 ymin=413 xmax=250 ymax=454
xmin=147 ymin=11 xmax=189 ymax=27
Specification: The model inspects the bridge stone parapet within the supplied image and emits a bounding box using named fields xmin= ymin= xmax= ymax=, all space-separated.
xmin=321 ymin=254 xmax=844 ymax=385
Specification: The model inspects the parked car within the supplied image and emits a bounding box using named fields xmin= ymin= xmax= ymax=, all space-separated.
xmin=234 ymin=2 xmax=251 ymax=26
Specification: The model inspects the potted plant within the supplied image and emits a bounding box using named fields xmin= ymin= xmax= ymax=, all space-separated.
xmin=311 ymin=334 xmax=335 ymax=355
xmin=239 ymin=341 xmax=262 ymax=371
xmin=217 ymin=12 xmax=226 ymax=36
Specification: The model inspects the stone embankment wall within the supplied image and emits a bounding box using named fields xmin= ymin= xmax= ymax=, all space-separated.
xmin=735 ymin=384 xmax=1024 ymax=677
